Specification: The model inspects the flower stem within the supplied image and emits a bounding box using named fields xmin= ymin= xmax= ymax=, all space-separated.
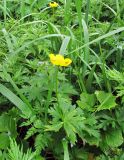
xmin=45 ymin=84 xmax=53 ymax=123
xmin=55 ymin=67 xmax=59 ymax=104
xmin=62 ymin=139 xmax=70 ymax=160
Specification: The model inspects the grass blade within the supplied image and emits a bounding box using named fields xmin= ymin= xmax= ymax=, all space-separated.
xmin=2 ymin=28 xmax=14 ymax=54
xmin=20 ymin=1 xmax=25 ymax=19
xmin=59 ymin=36 xmax=70 ymax=55
xmin=2 ymin=68 xmax=33 ymax=113
xmin=3 ymin=0 xmax=7 ymax=25
xmin=74 ymin=0 xmax=83 ymax=41
xmin=0 ymin=84 xmax=32 ymax=117
xmin=85 ymin=0 xmax=90 ymax=25
xmin=82 ymin=19 xmax=89 ymax=73
xmin=64 ymin=0 xmax=72 ymax=26
xmin=86 ymin=64 xmax=97 ymax=92
xmin=71 ymin=27 xmax=124 ymax=54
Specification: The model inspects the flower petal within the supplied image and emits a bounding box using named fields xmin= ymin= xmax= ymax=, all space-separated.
xmin=63 ymin=58 xmax=72 ymax=66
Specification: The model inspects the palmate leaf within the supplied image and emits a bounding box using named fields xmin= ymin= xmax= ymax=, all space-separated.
xmin=45 ymin=97 xmax=85 ymax=144
xmin=80 ymin=114 xmax=100 ymax=146
xmin=95 ymin=91 xmax=117 ymax=111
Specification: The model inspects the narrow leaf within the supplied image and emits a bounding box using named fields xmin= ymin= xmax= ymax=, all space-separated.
xmin=0 ymin=84 xmax=32 ymax=117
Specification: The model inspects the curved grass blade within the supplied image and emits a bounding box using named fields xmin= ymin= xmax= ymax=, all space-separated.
xmin=0 ymin=84 xmax=32 ymax=118
xmin=2 ymin=68 xmax=33 ymax=113
xmin=71 ymin=27 xmax=124 ymax=54
xmin=2 ymin=28 xmax=14 ymax=54
xmin=12 ymin=34 xmax=65 ymax=56
xmin=59 ymin=36 xmax=70 ymax=55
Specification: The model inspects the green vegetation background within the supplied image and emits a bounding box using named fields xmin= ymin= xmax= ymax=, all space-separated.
xmin=0 ymin=0 xmax=124 ymax=159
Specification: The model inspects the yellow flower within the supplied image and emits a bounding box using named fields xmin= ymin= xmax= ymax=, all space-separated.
xmin=49 ymin=54 xmax=72 ymax=67
xmin=49 ymin=2 xmax=58 ymax=8
xmin=55 ymin=54 xmax=65 ymax=66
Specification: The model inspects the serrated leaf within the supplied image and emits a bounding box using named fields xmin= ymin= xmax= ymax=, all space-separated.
xmin=59 ymin=83 xmax=78 ymax=95
xmin=45 ymin=122 xmax=63 ymax=132
xmin=77 ymin=92 xmax=96 ymax=111
xmin=34 ymin=120 xmax=43 ymax=129
xmin=95 ymin=91 xmax=117 ymax=111
xmin=35 ymin=133 xmax=50 ymax=154
xmin=46 ymin=97 xmax=85 ymax=144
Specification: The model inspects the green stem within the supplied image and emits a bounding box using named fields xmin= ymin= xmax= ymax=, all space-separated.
xmin=52 ymin=8 xmax=55 ymax=20
xmin=62 ymin=139 xmax=70 ymax=160
xmin=45 ymin=70 xmax=54 ymax=123
xmin=45 ymin=66 xmax=59 ymax=123
xmin=55 ymin=67 xmax=59 ymax=104
xmin=45 ymin=85 xmax=53 ymax=123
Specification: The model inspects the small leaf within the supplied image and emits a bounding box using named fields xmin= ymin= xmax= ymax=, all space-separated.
xmin=34 ymin=120 xmax=43 ymax=129
xmin=45 ymin=122 xmax=63 ymax=132
xmin=95 ymin=91 xmax=117 ymax=111
xmin=59 ymin=83 xmax=78 ymax=95
xmin=77 ymin=92 xmax=96 ymax=111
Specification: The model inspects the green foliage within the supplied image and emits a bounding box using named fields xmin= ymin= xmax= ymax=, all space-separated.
xmin=45 ymin=96 xmax=85 ymax=144
xmin=0 ymin=133 xmax=10 ymax=149
xmin=7 ymin=139 xmax=39 ymax=160
xmin=0 ymin=0 xmax=124 ymax=159
xmin=105 ymin=129 xmax=123 ymax=147
xmin=0 ymin=109 xmax=18 ymax=150
xmin=77 ymin=92 xmax=96 ymax=111
xmin=0 ymin=84 xmax=33 ymax=118
xmin=77 ymin=91 xmax=117 ymax=111
xmin=95 ymin=91 xmax=117 ymax=111
xmin=35 ymin=133 xmax=50 ymax=154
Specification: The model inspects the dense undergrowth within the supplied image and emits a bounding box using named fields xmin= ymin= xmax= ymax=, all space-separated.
xmin=0 ymin=0 xmax=124 ymax=159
